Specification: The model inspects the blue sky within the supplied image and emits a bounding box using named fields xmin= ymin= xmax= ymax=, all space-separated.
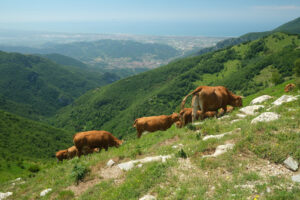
xmin=0 ymin=0 xmax=299 ymax=36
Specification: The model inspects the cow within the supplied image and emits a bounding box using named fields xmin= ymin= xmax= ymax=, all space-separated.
xmin=133 ymin=113 xmax=180 ymax=138
xmin=218 ymin=106 xmax=234 ymax=117
xmin=284 ymin=83 xmax=296 ymax=92
xmin=179 ymin=108 xmax=217 ymax=127
xmin=73 ymin=130 xmax=123 ymax=157
xmin=56 ymin=149 xmax=68 ymax=162
xmin=181 ymin=86 xmax=242 ymax=122
xmin=67 ymin=146 xmax=78 ymax=159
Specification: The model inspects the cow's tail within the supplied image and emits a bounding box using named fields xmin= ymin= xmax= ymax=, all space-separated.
xmin=181 ymin=86 xmax=203 ymax=110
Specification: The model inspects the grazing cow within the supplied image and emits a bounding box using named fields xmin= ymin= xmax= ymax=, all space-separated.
xmin=133 ymin=113 xmax=180 ymax=138
xmin=218 ymin=106 xmax=234 ymax=117
xmin=181 ymin=86 xmax=242 ymax=122
xmin=56 ymin=149 xmax=68 ymax=162
xmin=67 ymin=146 xmax=78 ymax=159
xmin=179 ymin=108 xmax=217 ymax=127
xmin=284 ymin=83 xmax=296 ymax=92
xmin=73 ymin=130 xmax=123 ymax=157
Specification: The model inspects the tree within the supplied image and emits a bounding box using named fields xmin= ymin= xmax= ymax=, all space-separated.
xmin=294 ymin=59 xmax=300 ymax=88
xmin=271 ymin=71 xmax=283 ymax=85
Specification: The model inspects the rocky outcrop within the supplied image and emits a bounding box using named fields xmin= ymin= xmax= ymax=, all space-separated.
xmin=40 ymin=188 xmax=52 ymax=197
xmin=203 ymin=143 xmax=235 ymax=158
xmin=139 ymin=194 xmax=157 ymax=200
xmin=0 ymin=192 xmax=12 ymax=200
xmin=118 ymin=155 xmax=171 ymax=171
xmin=250 ymin=95 xmax=272 ymax=105
xmin=272 ymin=95 xmax=299 ymax=106
xmin=251 ymin=112 xmax=280 ymax=124
xmin=203 ymin=128 xmax=241 ymax=141
xmin=283 ymin=156 xmax=299 ymax=172
xmin=240 ymin=105 xmax=264 ymax=115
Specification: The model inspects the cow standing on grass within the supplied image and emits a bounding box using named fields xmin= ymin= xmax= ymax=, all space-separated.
xmin=133 ymin=113 xmax=180 ymax=138
xmin=73 ymin=130 xmax=123 ymax=157
xmin=178 ymin=108 xmax=218 ymax=127
xmin=181 ymin=86 xmax=242 ymax=122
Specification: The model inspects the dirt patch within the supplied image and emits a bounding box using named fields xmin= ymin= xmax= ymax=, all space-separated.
xmin=67 ymin=159 xmax=125 ymax=197
xmin=158 ymin=135 xmax=180 ymax=146
xmin=197 ymin=148 xmax=216 ymax=156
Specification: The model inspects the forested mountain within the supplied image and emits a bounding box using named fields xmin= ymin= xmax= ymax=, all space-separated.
xmin=53 ymin=32 xmax=300 ymax=137
xmin=0 ymin=51 xmax=119 ymax=119
xmin=196 ymin=17 xmax=300 ymax=56
xmin=38 ymin=53 xmax=88 ymax=68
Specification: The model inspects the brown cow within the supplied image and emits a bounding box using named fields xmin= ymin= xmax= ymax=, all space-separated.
xmin=181 ymin=86 xmax=242 ymax=122
xmin=284 ymin=83 xmax=296 ymax=92
xmin=133 ymin=113 xmax=180 ymax=138
xmin=179 ymin=108 xmax=217 ymax=127
xmin=56 ymin=149 xmax=68 ymax=162
xmin=67 ymin=146 xmax=78 ymax=159
xmin=73 ymin=130 xmax=123 ymax=157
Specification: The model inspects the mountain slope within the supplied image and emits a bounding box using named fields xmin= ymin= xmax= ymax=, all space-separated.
xmin=54 ymin=32 xmax=300 ymax=137
xmin=38 ymin=53 xmax=88 ymax=68
xmin=0 ymin=51 xmax=119 ymax=119
xmin=196 ymin=17 xmax=300 ymax=56
xmin=1 ymin=80 xmax=299 ymax=199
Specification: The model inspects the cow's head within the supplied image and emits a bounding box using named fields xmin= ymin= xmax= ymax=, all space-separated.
xmin=115 ymin=139 xmax=123 ymax=147
xmin=171 ymin=112 xmax=180 ymax=122
xmin=233 ymin=96 xmax=243 ymax=107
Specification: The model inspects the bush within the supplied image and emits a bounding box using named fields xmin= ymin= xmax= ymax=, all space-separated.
xmin=71 ymin=162 xmax=89 ymax=184
xmin=176 ymin=148 xmax=187 ymax=159
xmin=28 ymin=164 xmax=40 ymax=173
xmin=58 ymin=190 xmax=75 ymax=200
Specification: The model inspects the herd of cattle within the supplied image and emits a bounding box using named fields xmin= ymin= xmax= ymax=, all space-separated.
xmin=56 ymin=85 xmax=245 ymax=162
xmin=56 ymin=83 xmax=296 ymax=161
xmin=56 ymin=85 xmax=243 ymax=161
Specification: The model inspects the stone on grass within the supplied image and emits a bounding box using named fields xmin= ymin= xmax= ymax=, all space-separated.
xmin=218 ymin=115 xmax=230 ymax=120
xmin=139 ymin=194 xmax=156 ymax=200
xmin=172 ymin=144 xmax=184 ymax=149
xmin=239 ymin=105 xmax=264 ymax=115
xmin=0 ymin=192 xmax=12 ymax=200
xmin=230 ymin=119 xmax=241 ymax=124
xmin=272 ymin=95 xmax=299 ymax=106
xmin=250 ymin=95 xmax=272 ymax=105
xmin=251 ymin=112 xmax=280 ymax=124
xmin=106 ymin=159 xmax=116 ymax=167
xmin=203 ymin=128 xmax=241 ymax=141
xmin=292 ymin=174 xmax=300 ymax=183
xmin=236 ymin=114 xmax=247 ymax=118
xmin=40 ymin=188 xmax=52 ymax=197
xmin=192 ymin=122 xmax=204 ymax=126
xmin=283 ymin=156 xmax=299 ymax=172
xmin=117 ymin=155 xmax=172 ymax=171
xmin=203 ymin=143 xmax=235 ymax=158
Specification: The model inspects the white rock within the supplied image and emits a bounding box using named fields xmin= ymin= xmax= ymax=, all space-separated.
xmin=13 ymin=177 xmax=21 ymax=182
xmin=137 ymin=164 xmax=143 ymax=168
xmin=292 ymin=174 xmax=300 ymax=183
xmin=218 ymin=115 xmax=230 ymax=120
xmin=40 ymin=188 xmax=52 ymax=197
xmin=251 ymin=112 xmax=280 ymax=124
xmin=250 ymin=95 xmax=272 ymax=105
xmin=272 ymin=95 xmax=299 ymax=106
xmin=230 ymin=119 xmax=241 ymax=124
xmin=117 ymin=161 xmax=135 ymax=171
xmin=106 ymin=159 xmax=116 ymax=167
xmin=239 ymin=105 xmax=264 ymax=115
xmin=172 ymin=144 xmax=184 ymax=149
xmin=203 ymin=143 xmax=235 ymax=158
xmin=203 ymin=128 xmax=241 ymax=141
xmin=117 ymin=155 xmax=172 ymax=171
xmin=192 ymin=122 xmax=203 ymax=125
xmin=283 ymin=157 xmax=299 ymax=172
xmin=266 ymin=187 xmax=271 ymax=193
xmin=236 ymin=114 xmax=247 ymax=118
xmin=0 ymin=192 xmax=13 ymax=200
xmin=139 ymin=194 xmax=156 ymax=200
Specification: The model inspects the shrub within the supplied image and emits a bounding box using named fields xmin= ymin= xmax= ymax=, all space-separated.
xmin=58 ymin=190 xmax=75 ymax=200
xmin=28 ymin=164 xmax=40 ymax=173
xmin=186 ymin=124 xmax=196 ymax=131
xmin=71 ymin=162 xmax=90 ymax=184
xmin=176 ymin=148 xmax=187 ymax=159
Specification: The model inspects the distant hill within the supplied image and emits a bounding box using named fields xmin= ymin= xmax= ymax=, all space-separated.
xmin=0 ymin=39 xmax=181 ymax=73
xmin=38 ymin=53 xmax=88 ymax=68
xmin=53 ymin=32 xmax=300 ymax=137
xmin=196 ymin=17 xmax=300 ymax=55
xmin=0 ymin=51 xmax=119 ymax=119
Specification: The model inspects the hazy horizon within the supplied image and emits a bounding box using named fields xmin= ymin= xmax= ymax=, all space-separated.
xmin=1 ymin=0 xmax=300 ymax=37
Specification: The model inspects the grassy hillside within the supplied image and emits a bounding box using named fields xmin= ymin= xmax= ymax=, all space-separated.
xmin=1 ymin=81 xmax=299 ymax=199
xmin=54 ymin=32 xmax=300 ymax=137
xmin=0 ymin=110 xmax=74 ymax=182
xmin=0 ymin=51 xmax=119 ymax=119
xmin=197 ymin=17 xmax=300 ymax=56
xmin=38 ymin=53 xmax=88 ymax=68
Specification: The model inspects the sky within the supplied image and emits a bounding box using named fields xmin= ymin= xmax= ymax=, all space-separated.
xmin=0 ymin=0 xmax=300 ymax=36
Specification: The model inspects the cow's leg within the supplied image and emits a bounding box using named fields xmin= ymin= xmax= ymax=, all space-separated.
xmin=191 ymin=95 xmax=200 ymax=123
